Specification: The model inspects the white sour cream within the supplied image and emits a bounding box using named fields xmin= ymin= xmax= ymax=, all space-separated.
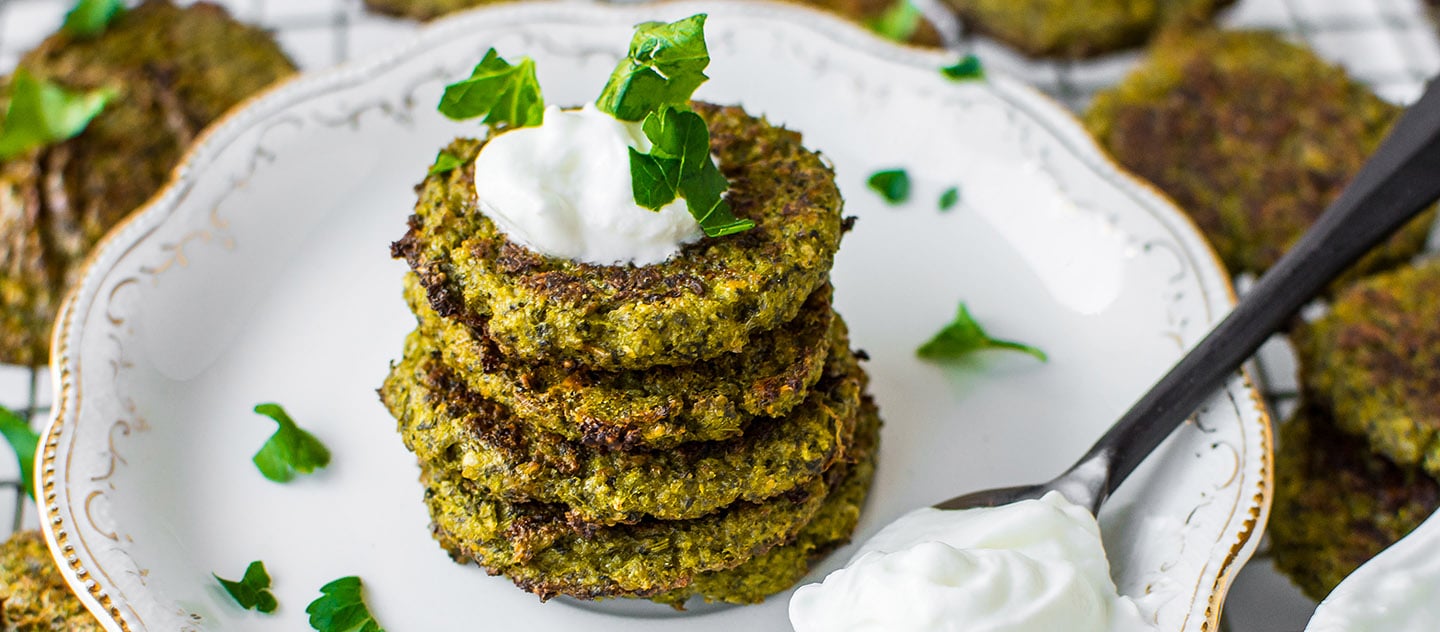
xmin=471 ymin=103 xmax=704 ymax=266
xmin=1306 ymin=508 xmax=1440 ymax=632
xmin=789 ymin=492 xmax=1155 ymax=632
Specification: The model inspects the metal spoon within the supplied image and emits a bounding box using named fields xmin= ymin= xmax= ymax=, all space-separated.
xmin=939 ymin=78 xmax=1440 ymax=515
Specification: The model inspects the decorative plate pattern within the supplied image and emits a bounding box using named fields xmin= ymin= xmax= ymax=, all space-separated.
xmin=39 ymin=2 xmax=1271 ymax=630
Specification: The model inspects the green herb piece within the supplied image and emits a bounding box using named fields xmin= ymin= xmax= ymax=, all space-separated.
xmin=868 ymin=0 xmax=922 ymax=43
xmin=215 ymin=561 xmax=278 ymax=614
xmin=867 ymin=169 xmax=910 ymax=205
xmin=0 ymin=406 xmax=39 ymax=500
xmin=0 ymin=70 xmax=114 ymax=160
xmin=942 ymin=54 xmax=985 ymax=81
xmin=306 ymin=576 xmax=385 ymax=632
xmin=437 ymin=48 xmax=544 ymax=128
xmin=939 ymin=186 xmax=960 ymax=211
xmin=251 ymin=403 xmax=330 ymax=483
xmin=918 ymin=302 xmax=1047 ymax=363
xmin=629 ymin=105 xmax=753 ymax=237
xmin=427 ymin=150 xmax=462 ymax=176
xmin=62 ymin=0 xmax=125 ymax=38
xmin=596 ymin=14 xmax=711 ymax=121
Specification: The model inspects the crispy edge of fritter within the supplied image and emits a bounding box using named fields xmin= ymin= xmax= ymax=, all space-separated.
xmin=1297 ymin=259 xmax=1440 ymax=477
xmin=384 ymin=319 xmax=861 ymax=524
xmin=392 ymin=102 xmax=846 ymax=371
xmin=1084 ymin=29 xmax=1435 ymax=283
xmin=0 ymin=531 xmax=102 ymax=632
xmin=1269 ymin=406 xmax=1440 ymax=601
xmin=402 ymin=272 xmax=836 ymax=448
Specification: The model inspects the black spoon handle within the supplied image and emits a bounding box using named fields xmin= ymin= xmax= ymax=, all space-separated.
xmin=1082 ymin=78 xmax=1440 ymax=501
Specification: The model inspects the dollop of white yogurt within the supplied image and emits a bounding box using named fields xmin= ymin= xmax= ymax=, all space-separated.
xmin=471 ymin=104 xmax=704 ymax=266
xmin=789 ymin=492 xmax=1155 ymax=632
xmin=1306 ymin=508 xmax=1440 ymax=632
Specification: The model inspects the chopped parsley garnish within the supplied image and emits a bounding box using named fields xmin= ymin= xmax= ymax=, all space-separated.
xmin=427 ymin=149 xmax=462 ymax=175
xmin=939 ymin=186 xmax=960 ymax=211
xmin=599 ymin=15 xmax=752 ymax=238
xmin=62 ymin=0 xmax=125 ymax=38
xmin=629 ymin=105 xmax=753 ymax=237
xmin=867 ymin=169 xmax=910 ymax=204
xmin=918 ymin=302 xmax=1047 ymax=363
xmin=942 ymin=54 xmax=985 ymax=81
xmin=437 ymin=48 xmax=544 ymax=129
xmin=596 ymin=14 xmax=711 ymax=122
xmin=868 ymin=0 xmax=923 ymax=43
xmin=251 ymin=403 xmax=330 ymax=483
xmin=0 ymin=69 xmax=114 ymax=160
xmin=307 ymin=576 xmax=385 ymax=632
xmin=215 ymin=561 xmax=278 ymax=614
xmin=0 ymin=406 xmax=39 ymax=500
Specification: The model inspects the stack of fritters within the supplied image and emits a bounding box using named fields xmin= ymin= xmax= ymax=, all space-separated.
xmin=382 ymin=103 xmax=878 ymax=606
xmin=1271 ymin=261 xmax=1440 ymax=600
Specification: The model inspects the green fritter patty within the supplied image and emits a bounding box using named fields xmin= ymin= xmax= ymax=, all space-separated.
xmin=1270 ymin=407 xmax=1440 ymax=601
xmin=384 ymin=319 xmax=861 ymax=525
xmin=0 ymin=531 xmax=102 ymax=631
xmin=650 ymin=396 xmax=879 ymax=608
xmin=392 ymin=102 xmax=846 ymax=371
xmin=945 ymin=0 xmax=1233 ymax=58
xmin=402 ymin=273 xmax=836 ymax=448
xmin=427 ymin=399 xmax=881 ymax=604
xmin=0 ymin=0 xmax=295 ymax=366
xmin=1085 ymin=30 xmax=1435 ymax=281
xmin=1298 ymin=260 xmax=1440 ymax=478
xmin=362 ymin=0 xmax=942 ymax=47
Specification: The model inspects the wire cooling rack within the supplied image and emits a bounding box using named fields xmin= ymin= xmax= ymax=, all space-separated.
xmin=0 ymin=0 xmax=1435 ymax=630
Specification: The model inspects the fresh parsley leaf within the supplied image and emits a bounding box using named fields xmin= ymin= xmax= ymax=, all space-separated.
xmin=252 ymin=403 xmax=330 ymax=483
xmin=215 ymin=561 xmax=278 ymax=614
xmin=596 ymin=14 xmax=711 ymax=121
xmin=306 ymin=576 xmax=385 ymax=632
xmin=868 ymin=0 xmax=922 ymax=43
xmin=0 ymin=406 xmax=39 ymax=500
xmin=0 ymin=70 xmax=114 ymax=160
xmin=62 ymin=0 xmax=125 ymax=38
xmin=629 ymin=105 xmax=753 ymax=237
xmin=918 ymin=302 xmax=1047 ymax=363
xmin=437 ymin=48 xmax=544 ymax=128
xmin=942 ymin=54 xmax=985 ymax=81
xmin=867 ymin=169 xmax=910 ymax=205
xmin=939 ymin=186 xmax=960 ymax=211
xmin=427 ymin=149 xmax=462 ymax=176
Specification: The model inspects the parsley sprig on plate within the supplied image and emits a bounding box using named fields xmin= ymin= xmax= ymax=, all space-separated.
xmin=216 ymin=561 xmax=278 ymax=614
xmin=0 ymin=69 xmax=113 ymax=160
xmin=62 ymin=0 xmax=125 ymax=38
xmin=919 ymin=301 xmax=1046 ymax=363
xmin=0 ymin=406 xmax=39 ymax=500
xmin=307 ymin=576 xmax=385 ymax=632
xmin=437 ymin=48 xmax=544 ymax=128
xmin=252 ymin=403 xmax=330 ymax=483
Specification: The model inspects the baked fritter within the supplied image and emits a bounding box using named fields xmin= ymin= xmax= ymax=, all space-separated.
xmin=1298 ymin=260 xmax=1440 ymax=478
xmin=427 ymin=400 xmax=881 ymax=604
xmin=0 ymin=0 xmax=295 ymax=366
xmin=1086 ymin=30 xmax=1435 ymax=282
xmin=362 ymin=0 xmax=942 ymax=47
xmin=0 ymin=531 xmax=101 ymax=632
xmin=1270 ymin=408 xmax=1440 ymax=601
xmin=384 ymin=321 xmax=861 ymax=524
xmin=945 ymin=0 xmax=1233 ymax=58
xmin=392 ymin=102 xmax=845 ymax=370
xmin=403 ymin=273 xmax=836 ymax=448
xmin=651 ymin=396 xmax=880 ymax=608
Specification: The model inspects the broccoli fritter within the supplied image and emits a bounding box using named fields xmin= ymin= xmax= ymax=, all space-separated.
xmin=0 ymin=531 xmax=101 ymax=632
xmin=392 ymin=103 xmax=845 ymax=370
xmin=384 ymin=320 xmax=861 ymax=524
xmin=0 ymin=0 xmax=295 ymax=365
xmin=428 ymin=400 xmax=881 ymax=605
xmin=403 ymin=273 xmax=836 ymax=449
xmin=1270 ymin=407 xmax=1440 ymax=601
xmin=1085 ymin=30 xmax=1435 ymax=282
xmin=944 ymin=0 xmax=1233 ymax=58
xmin=1298 ymin=260 xmax=1440 ymax=477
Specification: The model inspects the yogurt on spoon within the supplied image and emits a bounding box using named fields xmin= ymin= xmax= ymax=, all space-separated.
xmin=789 ymin=492 xmax=1154 ymax=632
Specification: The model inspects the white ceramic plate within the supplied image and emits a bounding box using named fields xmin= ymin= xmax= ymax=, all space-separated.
xmin=39 ymin=2 xmax=1271 ymax=630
